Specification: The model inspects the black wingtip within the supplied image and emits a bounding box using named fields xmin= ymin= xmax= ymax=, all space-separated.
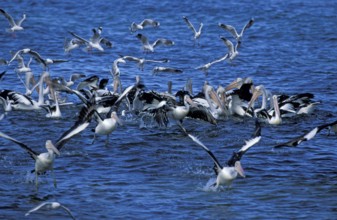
xmin=253 ymin=119 xmax=261 ymax=137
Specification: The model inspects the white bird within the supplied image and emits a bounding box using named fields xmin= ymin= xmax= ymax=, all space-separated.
xmin=267 ymin=95 xmax=282 ymax=125
xmin=183 ymin=16 xmax=203 ymax=45
xmin=0 ymin=8 xmax=26 ymax=32
xmin=25 ymin=202 xmax=75 ymax=220
xmin=120 ymin=55 xmax=169 ymax=71
xmin=220 ymin=36 xmax=241 ymax=62
xmin=195 ymin=54 xmax=228 ymax=75
xmin=59 ymin=73 xmax=86 ymax=87
xmin=63 ymin=38 xmax=85 ymax=53
xmin=130 ymin=19 xmax=160 ymax=32
xmin=152 ymin=66 xmax=183 ymax=74
xmin=180 ymin=120 xmax=261 ymax=188
xmin=110 ymin=58 xmax=126 ymax=77
xmin=0 ymin=103 xmax=94 ymax=189
xmin=219 ymin=18 xmax=254 ymax=43
xmin=136 ymin=33 xmax=174 ymax=52
xmin=68 ymin=27 xmax=112 ymax=52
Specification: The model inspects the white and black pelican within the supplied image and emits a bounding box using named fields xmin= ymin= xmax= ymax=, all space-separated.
xmin=130 ymin=19 xmax=160 ymax=32
xmin=274 ymin=119 xmax=337 ymax=148
xmin=180 ymin=120 xmax=261 ymax=188
xmin=218 ymin=18 xmax=254 ymax=43
xmin=136 ymin=33 xmax=174 ymax=53
xmin=0 ymin=102 xmax=94 ymax=189
xmin=0 ymin=8 xmax=26 ymax=32
xmin=25 ymin=202 xmax=75 ymax=220
xmin=183 ymin=16 xmax=203 ymax=45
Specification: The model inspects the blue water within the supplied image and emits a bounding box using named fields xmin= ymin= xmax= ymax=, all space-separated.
xmin=0 ymin=0 xmax=336 ymax=219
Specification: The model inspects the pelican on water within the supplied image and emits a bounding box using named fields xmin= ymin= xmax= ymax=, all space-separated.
xmin=180 ymin=120 xmax=261 ymax=188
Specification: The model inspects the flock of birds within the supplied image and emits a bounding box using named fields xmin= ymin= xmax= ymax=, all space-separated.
xmin=0 ymin=8 xmax=336 ymax=219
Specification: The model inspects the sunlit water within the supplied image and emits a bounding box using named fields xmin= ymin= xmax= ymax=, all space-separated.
xmin=0 ymin=1 xmax=336 ymax=219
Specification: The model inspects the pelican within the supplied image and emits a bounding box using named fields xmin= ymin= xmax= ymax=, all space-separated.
xmin=180 ymin=120 xmax=261 ymax=188
xmin=130 ymin=19 xmax=160 ymax=32
xmin=267 ymin=95 xmax=282 ymax=125
xmin=25 ymin=202 xmax=75 ymax=220
xmin=68 ymin=27 xmax=112 ymax=52
xmin=152 ymin=66 xmax=183 ymax=74
xmin=220 ymin=36 xmax=241 ymax=62
xmin=274 ymin=120 xmax=337 ymax=148
xmin=136 ymin=33 xmax=174 ymax=53
xmin=195 ymin=54 xmax=228 ymax=76
xmin=0 ymin=102 xmax=94 ymax=189
xmin=0 ymin=8 xmax=26 ymax=32
xmin=120 ymin=55 xmax=169 ymax=71
xmin=218 ymin=18 xmax=254 ymax=43
xmin=182 ymin=16 xmax=203 ymax=45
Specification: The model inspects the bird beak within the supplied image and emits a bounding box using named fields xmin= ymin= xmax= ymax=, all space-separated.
xmin=235 ymin=161 xmax=245 ymax=178
xmin=245 ymin=88 xmax=262 ymax=115
xmin=46 ymin=140 xmax=60 ymax=156
xmin=112 ymin=112 xmax=123 ymax=126
xmin=184 ymin=95 xmax=197 ymax=107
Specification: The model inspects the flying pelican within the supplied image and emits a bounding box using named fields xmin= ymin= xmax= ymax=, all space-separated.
xmin=218 ymin=18 xmax=254 ymax=43
xmin=274 ymin=120 xmax=337 ymax=148
xmin=68 ymin=27 xmax=112 ymax=52
xmin=120 ymin=55 xmax=169 ymax=71
xmin=130 ymin=19 xmax=160 ymax=32
xmin=136 ymin=33 xmax=174 ymax=53
xmin=25 ymin=202 xmax=75 ymax=220
xmin=0 ymin=102 xmax=94 ymax=189
xmin=0 ymin=8 xmax=26 ymax=32
xmin=180 ymin=120 xmax=261 ymax=188
xmin=182 ymin=16 xmax=203 ymax=45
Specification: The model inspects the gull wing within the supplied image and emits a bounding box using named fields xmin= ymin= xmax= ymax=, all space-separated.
xmin=183 ymin=16 xmax=196 ymax=34
xmin=152 ymin=38 xmax=174 ymax=48
xmin=25 ymin=202 xmax=52 ymax=216
xmin=17 ymin=14 xmax=26 ymax=26
xmin=0 ymin=9 xmax=15 ymax=26
xmin=220 ymin=37 xmax=234 ymax=54
xmin=219 ymin=23 xmax=239 ymax=39
xmin=0 ymin=131 xmax=38 ymax=160
xmin=68 ymin=31 xmax=90 ymax=44
xmin=241 ymin=18 xmax=254 ymax=36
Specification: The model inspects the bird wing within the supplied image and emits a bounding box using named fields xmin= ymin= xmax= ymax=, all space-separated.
xmin=152 ymin=39 xmax=174 ymax=48
xmin=209 ymin=54 xmax=229 ymax=65
xmin=60 ymin=205 xmax=76 ymax=220
xmin=121 ymin=55 xmax=140 ymax=62
xmin=25 ymin=202 xmax=51 ymax=216
xmin=183 ymin=16 xmax=196 ymax=34
xmin=8 ymin=49 xmax=24 ymax=64
xmin=241 ymin=18 xmax=254 ymax=36
xmin=219 ymin=23 xmax=239 ymax=39
xmin=136 ymin=34 xmax=150 ymax=46
xmin=68 ymin=31 xmax=90 ymax=44
xmin=17 ymin=14 xmax=26 ymax=26
xmin=238 ymin=120 xmax=261 ymax=154
xmin=0 ymin=9 xmax=15 ymax=26
xmin=0 ymin=131 xmax=38 ymax=160
xmin=220 ymin=37 xmax=234 ymax=54
xmin=100 ymin=38 xmax=112 ymax=48
xmin=179 ymin=124 xmax=223 ymax=171
xmin=140 ymin=19 xmax=157 ymax=27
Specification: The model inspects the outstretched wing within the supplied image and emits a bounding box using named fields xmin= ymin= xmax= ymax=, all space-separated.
xmin=0 ymin=131 xmax=38 ymax=160
xmin=0 ymin=9 xmax=15 ymax=26
xmin=183 ymin=16 xmax=196 ymax=34
xmin=219 ymin=23 xmax=239 ymax=39
xmin=241 ymin=18 xmax=254 ymax=35
xmin=179 ymin=124 xmax=223 ymax=171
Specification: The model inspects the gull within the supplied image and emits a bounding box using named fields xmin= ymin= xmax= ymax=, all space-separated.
xmin=180 ymin=120 xmax=261 ymax=188
xmin=152 ymin=66 xmax=183 ymax=74
xmin=130 ymin=19 xmax=160 ymax=32
xmin=25 ymin=201 xmax=75 ymax=220
xmin=218 ymin=18 xmax=254 ymax=43
xmin=63 ymin=38 xmax=85 ymax=53
xmin=120 ymin=55 xmax=169 ymax=71
xmin=220 ymin=36 xmax=241 ymax=62
xmin=274 ymin=120 xmax=337 ymax=148
xmin=0 ymin=8 xmax=26 ymax=32
xmin=195 ymin=54 xmax=228 ymax=75
xmin=110 ymin=58 xmax=126 ymax=77
xmin=68 ymin=27 xmax=112 ymax=52
xmin=8 ymin=48 xmax=68 ymax=71
xmin=182 ymin=16 xmax=203 ymax=45
xmin=136 ymin=33 xmax=174 ymax=52
xmin=59 ymin=73 xmax=86 ymax=87
xmin=0 ymin=102 xmax=94 ymax=189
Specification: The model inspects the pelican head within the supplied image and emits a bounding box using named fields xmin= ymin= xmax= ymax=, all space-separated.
xmin=45 ymin=140 xmax=60 ymax=156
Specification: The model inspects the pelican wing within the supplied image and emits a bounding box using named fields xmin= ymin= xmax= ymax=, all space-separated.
xmin=0 ymin=131 xmax=38 ymax=160
xmin=179 ymin=125 xmax=223 ymax=171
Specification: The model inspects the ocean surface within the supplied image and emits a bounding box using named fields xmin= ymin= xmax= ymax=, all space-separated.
xmin=0 ymin=0 xmax=336 ymax=219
